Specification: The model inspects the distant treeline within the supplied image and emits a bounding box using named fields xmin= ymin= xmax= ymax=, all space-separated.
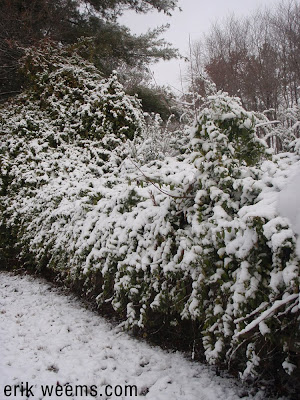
xmin=190 ymin=0 xmax=300 ymax=116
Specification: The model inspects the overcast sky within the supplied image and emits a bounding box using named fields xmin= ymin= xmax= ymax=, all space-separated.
xmin=119 ymin=0 xmax=281 ymax=92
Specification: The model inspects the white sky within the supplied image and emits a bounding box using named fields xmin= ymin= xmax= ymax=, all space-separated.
xmin=119 ymin=0 xmax=281 ymax=92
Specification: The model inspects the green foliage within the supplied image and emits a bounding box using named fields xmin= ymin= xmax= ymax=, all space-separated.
xmin=127 ymin=85 xmax=179 ymax=121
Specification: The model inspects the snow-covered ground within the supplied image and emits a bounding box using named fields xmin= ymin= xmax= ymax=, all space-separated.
xmin=0 ymin=271 xmax=275 ymax=400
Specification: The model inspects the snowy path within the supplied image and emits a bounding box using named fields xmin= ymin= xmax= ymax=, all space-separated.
xmin=0 ymin=272 xmax=268 ymax=400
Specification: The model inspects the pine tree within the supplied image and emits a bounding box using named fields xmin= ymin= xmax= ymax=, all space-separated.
xmin=0 ymin=0 xmax=179 ymax=101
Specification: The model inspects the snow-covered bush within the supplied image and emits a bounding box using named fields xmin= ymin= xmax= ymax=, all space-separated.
xmin=187 ymin=94 xmax=299 ymax=384
xmin=0 ymin=46 xmax=299 ymax=395
xmin=19 ymin=42 xmax=145 ymax=144
xmin=258 ymin=103 xmax=300 ymax=154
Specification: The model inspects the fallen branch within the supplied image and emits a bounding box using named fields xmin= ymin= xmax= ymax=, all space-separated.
xmin=235 ymin=293 xmax=299 ymax=339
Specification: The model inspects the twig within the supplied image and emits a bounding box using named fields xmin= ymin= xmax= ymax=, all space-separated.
xmin=128 ymin=158 xmax=194 ymax=200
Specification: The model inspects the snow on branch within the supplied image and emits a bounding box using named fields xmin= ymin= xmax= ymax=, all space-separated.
xmin=235 ymin=293 xmax=299 ymax=339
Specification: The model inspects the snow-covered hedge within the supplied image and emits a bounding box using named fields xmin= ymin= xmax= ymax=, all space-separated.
xmin=0 ymin=45 xmax=299 ymax=395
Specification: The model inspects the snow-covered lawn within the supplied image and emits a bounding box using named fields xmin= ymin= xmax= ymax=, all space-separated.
xmin=0 ymin=271 xmax=272 ymax=400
